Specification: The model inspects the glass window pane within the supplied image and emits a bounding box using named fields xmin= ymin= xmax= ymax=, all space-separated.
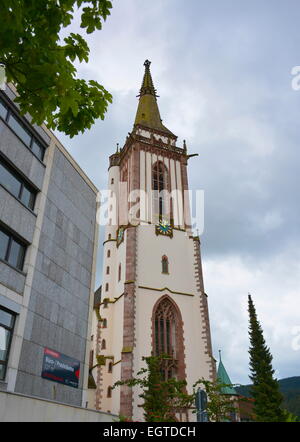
xmin=0 ymin=363 xmax=5 ymax=380
xmin=0 ymin=309 xmax=14 ymax=328
xmin=0 ymin=162 xmax=22 ymax=198
xmin=8 ymin=239 xmax=25 ymax=270
xmin=0 ymin=326 xmax=11 ymax=361
xmin=0 ymin=230 xmax=10 ymax=261
xmin=31 ymin=140 xmax=44 ymax=161
xmin=8 ymin=114 xmax=31 ymax=147
xmin=0 ymin=101 xmax=8 ymax=120
xmin=20 ymin=185 xmax=35 ymax=210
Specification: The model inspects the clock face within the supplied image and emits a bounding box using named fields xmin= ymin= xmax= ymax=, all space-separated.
xmin=156 ymin=219 xmax=173 ymax=237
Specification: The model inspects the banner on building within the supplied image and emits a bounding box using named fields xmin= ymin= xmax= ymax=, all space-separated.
xmin=41 ymin=347 xmax=80 ymax=389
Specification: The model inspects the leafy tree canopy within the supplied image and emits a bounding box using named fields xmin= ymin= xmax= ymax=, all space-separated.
xmin=0 ymin=0 xmax=113 ymax=137
xmin=113 ymin=355 xmax=240 ymax=422
xmin=114 ymin=355 xmax=194 ymax=422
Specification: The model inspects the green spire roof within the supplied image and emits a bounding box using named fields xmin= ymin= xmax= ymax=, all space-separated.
xmin=217 ymin=352 xmax=238 ymax=395
xmin=134 ymin=60 xmax=175 ymax=136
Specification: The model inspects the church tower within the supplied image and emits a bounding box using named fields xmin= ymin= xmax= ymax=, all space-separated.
xmin=91 ymin=60 xmax=216 ymax=421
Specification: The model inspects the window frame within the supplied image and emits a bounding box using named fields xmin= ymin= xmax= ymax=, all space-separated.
xmin=0 ymin=306 xmax=16 ymax=381
xmin=0 ymin=224 xmax=27 ymax=271
xmin=0 ymin=94 xmax=47 ymax=162
xmin=0 ymin=154 xmax=37 ymax=211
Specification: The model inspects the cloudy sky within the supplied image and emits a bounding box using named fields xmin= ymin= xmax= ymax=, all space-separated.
xmin=56 ymin=0 xmax=300 ymax=385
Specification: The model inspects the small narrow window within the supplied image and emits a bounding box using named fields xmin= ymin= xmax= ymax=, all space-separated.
xmin=111 ymin=178 xmax=114 ymax=185
xmin=106 ymin=266 xmax=110 ymax=275
xmin=162 ymin=255 xmax=169 ymax=274
xmin=118 ymin=263 xmax=121 ymax=282
xmin=108 ymin=362 xmax=113 ymax=373
xmin=108 ymin=234 xmax=111 ymax=240
xmin=101 ymin=339 xmax=106 ymax=350
xmin=102 ymin=318 xmax=107 ymax=328
xmin=107 ymin=250 xmax=111 ymax=258
xmin=91 ymin=335 xmax=94 ymax=341
xmin=105 ymin=283 xmax=109 ymax=292
xmin=107 ymin=386 xmax=112 ymax=398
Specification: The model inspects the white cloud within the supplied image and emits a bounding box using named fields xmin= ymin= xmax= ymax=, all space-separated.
xmin=204 ymin=248 xmax=300 ymax=384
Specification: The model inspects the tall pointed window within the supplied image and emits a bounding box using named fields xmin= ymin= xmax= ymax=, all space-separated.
xmin=152 ymin=296 xmax=184 ymax=381
xmin=162 ymin=255 xmax=169 ymax=274
xmin=152 ymin=161 xmax=169 ymax=220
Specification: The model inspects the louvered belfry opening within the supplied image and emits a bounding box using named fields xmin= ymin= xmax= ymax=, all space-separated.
xmin=152 ymin=161 xmax=169 ymax=220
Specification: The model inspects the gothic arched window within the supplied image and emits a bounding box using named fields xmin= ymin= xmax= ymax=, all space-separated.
xmin=162 ymin=255 xmax=169 ymax=274
xmin=107 ymin=386 xmax=112 ymax=398
xmin=108 ymin=362 xmax=113 ymax=373
xmin=101 ymin=339 xmax=106 ymax=350
xmin=152 ymin=296 xmax=185 ymax=381
xmin=152 ymin=161 xmax=169 ymax=219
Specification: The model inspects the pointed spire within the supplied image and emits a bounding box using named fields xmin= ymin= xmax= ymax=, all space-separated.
xmin=217 ymin=353 xmax=238 ymax=396
xmin=134 ymin=60 xmax=175 ymax=137
xmin=138 ymin=60 xmax=157 ymax=97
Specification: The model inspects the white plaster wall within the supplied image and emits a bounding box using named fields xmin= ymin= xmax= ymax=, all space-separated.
xmin=132 ymin=225 xmax=212 ymax=421
xmin=97 ymin=231 xmax=126 ymax=415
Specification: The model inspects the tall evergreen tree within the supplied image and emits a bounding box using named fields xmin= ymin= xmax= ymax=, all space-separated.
xmin=248 ymin=294 xmax=284 ymax=421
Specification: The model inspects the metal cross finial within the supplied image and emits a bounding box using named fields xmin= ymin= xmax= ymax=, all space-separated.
xmin=144 ymin=59 xmax=151 ymax=69
xmin=116 ymin=142 xmax=119 ymax=153
xmin=219 ymin=349 xmax=222 ymax=362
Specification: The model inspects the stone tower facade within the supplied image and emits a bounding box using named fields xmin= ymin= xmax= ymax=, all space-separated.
xmin=90 ymin=61 xmax=216 ymax=420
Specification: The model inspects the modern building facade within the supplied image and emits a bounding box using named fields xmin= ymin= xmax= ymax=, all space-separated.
xmin=89 ymin=61 xmax=216 ymax=420
xmin=0 ymin=84 xmax=99 ymax=408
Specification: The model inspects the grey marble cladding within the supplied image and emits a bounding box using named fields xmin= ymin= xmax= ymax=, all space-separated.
xmin=15 ymin=145 xmax=96 ymax=406
xmin=0 ymin=260 xmax=25 ymax=294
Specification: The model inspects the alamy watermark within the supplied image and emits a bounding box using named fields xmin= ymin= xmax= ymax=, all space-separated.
xmin=96 ymin=185 xmax=205 ymax=234
xmin=291 ymin=66 xmax=300 ymax=91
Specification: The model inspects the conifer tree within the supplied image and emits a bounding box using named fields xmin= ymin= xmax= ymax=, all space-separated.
xmin=248 ymin=294 xmax=284 ymax=421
